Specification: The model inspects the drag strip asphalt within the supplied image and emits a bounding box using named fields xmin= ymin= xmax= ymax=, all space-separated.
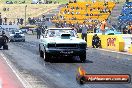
xmin=1 ymin=35 xmax=132 ymax=88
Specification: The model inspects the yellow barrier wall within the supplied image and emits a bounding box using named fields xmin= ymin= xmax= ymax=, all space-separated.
xmin=128 ymin=45 xmax=132 ymax=53
xmin=78 ymin=33 xmax=125 ymax=51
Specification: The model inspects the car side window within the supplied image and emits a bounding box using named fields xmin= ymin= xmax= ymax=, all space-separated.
xmin=48 ymin=31 xmax=55 ymax=37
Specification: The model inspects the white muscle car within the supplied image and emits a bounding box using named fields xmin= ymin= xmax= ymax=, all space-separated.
xmin=39 ymin=28 xmax=87 ymax=62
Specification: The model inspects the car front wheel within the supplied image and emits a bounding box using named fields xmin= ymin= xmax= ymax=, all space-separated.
xmin=3 ymin=44 xmax=8 ymax=50
xmin=43 ymin=50 xmax=50 ymax=62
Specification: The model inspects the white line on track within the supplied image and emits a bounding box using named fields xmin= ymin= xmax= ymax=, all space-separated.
xmin=1 ymin=53 xmax=32 ymax=88
xmin=0 ymin=79 xmax=2 ymax=88
xmin=93 ymin=48 xmax=132 ymax=56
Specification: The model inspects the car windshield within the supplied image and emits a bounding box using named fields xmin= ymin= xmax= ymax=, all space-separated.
xmin=11 ymin=30 xmax=23 ymax=34
xmin=47 ymin=29 xmax=76 ymax=37
xmin=11 ymin=31 xmax=15 ymax=34
xmin=16 ymin=30 xmax=23 ymax=34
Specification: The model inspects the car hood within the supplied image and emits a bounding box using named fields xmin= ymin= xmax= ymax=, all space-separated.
xmin=43 ymin=37 xmax=86 ymax=44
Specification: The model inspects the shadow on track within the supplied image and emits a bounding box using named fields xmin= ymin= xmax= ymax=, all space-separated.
xmin=40 ymin=56 xmax=93 ymax=63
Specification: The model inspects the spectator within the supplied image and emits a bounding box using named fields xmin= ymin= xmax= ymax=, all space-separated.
xmin=92 ymin=34 xmax=101 ymax=48
xmin=55 ymin=22 xmax=59 ymax=27
xmin=123 ymin=27 xmax=127 ymax=34
xmin=78 ymin=25 xmax=82 ymax=33
xmin=81 ymin=22 xmax=88 ymax=42
xmin=64 ymin=22 xmax=67 ymax=27
xmin=61 ymin=23 xmax=64 ymax=28
xmin=45 ymin=26 xmax=47 ymax=29
xmin=128 ymin=25 xmax=132 ymax=34
xmin=94 ymin=26 xmax=97 ymax=33
xmin=0 ymin=16 xmax=2 ymax=25
xmin=40 ymin=26 xmax=45 ymax=34
xmin=66 ymin=3 xmax=69 ymax=6
xmin=76 ymin=6 xmax=79 ymax=10
xmin=69 ymin=0 xmax=73 ymax=3
xmin=0 ymin=31 xmax=9 ymax=48
xmin=0 ymin=12 xmax=1 ymax=18
xmin=36 ymin=27 xmax=41 ymax=39
xmin=17 ymin=18 xmax=20 ymax=24
xmin=100 ymin=20 xmax=107 ymax=35
xmin=104 ymin=2 xmax=108 ymax=6
xmin=13 ymin=20 xmax=15 ymax=24
xmin=9 ymin=21 xmax=12 ymax=25
xmin=28 ymin=17 xmax=31 ymax=24
xmin=64 ymin=9 xmax=67 ymax=14
xmin=126 ymin=0 xmax=129 ymax=2
xmin=74 ymin=22 xmax=79 ymax=31
xmin=20 ymin=18 xmax=24 ymax=25
xmin=74 ymin=0 xmax=77 ymax=3
xmin=90 ymin=13 xmax=93 ymax=16
xmin=4 ymin=17 xmax=7 ymax=24
xmin=86 ymin=13 xmax=89 ymax=16
xmin=129 ymin=25 xmax=132 ymax=34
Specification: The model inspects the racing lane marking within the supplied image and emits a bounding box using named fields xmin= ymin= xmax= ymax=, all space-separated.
xmin=95 ymin=48 xmax=132 ymax=56
xmin=0 ymin=79 xmax=2 ymax=88
xmin=1 ymin=53 xmax=32 ymax=88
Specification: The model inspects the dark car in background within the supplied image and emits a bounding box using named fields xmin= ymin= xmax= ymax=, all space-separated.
xmin=9 ymin=30 xmax=25 ymax=42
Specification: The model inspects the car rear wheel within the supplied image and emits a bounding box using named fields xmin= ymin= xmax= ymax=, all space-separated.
xmin=79 ymin=53 xmax=86 ymax=62
xmin=40 ymin=50 xmax=43 ymax=58
xmin=23 ymin=39 xmax=25 ymax=42
xmin=3 ymin=44 xmax=8 ymax=50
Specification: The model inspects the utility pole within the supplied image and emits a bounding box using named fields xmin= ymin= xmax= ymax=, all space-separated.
xmin=25 ymin=5 xmax=27 ymax=26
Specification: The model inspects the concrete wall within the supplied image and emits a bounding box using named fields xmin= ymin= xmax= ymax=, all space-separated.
xmin=78 ymin=33 xmax=125 ymax=51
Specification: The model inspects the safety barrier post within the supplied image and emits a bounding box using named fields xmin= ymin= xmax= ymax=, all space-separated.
xmin=128 ymin=44 xmax=132 ymax=53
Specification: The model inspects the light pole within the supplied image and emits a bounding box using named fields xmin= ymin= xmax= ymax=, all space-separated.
xmin=25 ymin=5 xmax=27 ymax=26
